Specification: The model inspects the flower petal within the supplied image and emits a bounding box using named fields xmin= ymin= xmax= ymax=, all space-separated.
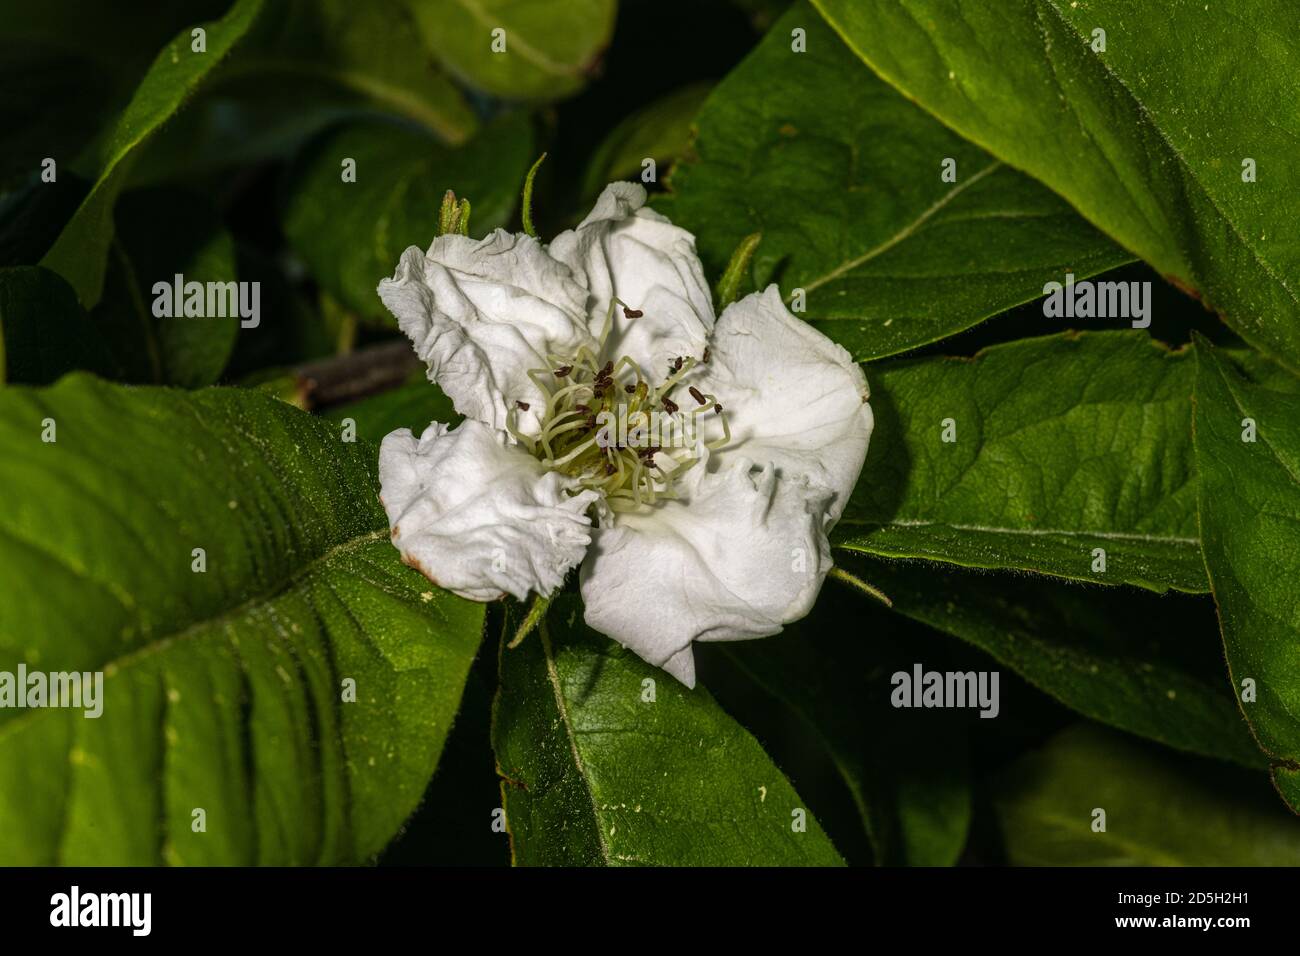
xmin=378 ymin=231 xmax=596 ymax=439
xmin=579 ymin=458 xmax=834 ymax=688
xmin=690 ymin=285 xmax=873 ymax=523
xmin=549 ymin=182 xmax=714 ymax=381
xmin=380 ymin=419 xmax=599 ymax=602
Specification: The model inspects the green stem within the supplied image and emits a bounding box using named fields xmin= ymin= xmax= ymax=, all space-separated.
xmin=827 ymin=565 xmax=893 ymax=608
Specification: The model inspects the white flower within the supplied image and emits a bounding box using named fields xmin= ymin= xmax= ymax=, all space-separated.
xmin=377 ymin=182 xmax=873 ymax=687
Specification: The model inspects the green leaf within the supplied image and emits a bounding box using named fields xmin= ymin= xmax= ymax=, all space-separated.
xmin=659 ymin=5 xmax=1131 ymax=361
xmin=995 ymin=724 xmax=1300 ymax=865
xmin=719 ymin=591 xmax=970 ymax=866
xmin=131 ymin=0 xmax=478 ymax=185
xmin=0 ymin=374 xmax=485 ymax=864
xmin=580 ymin=83 xmax=711 ymax=201
xmin=1192 ymin=339 xmax=1300 ymax=809
xmin=93 ymin=187 xmax=240 ymax=387
xmin=841 ymin=554 xmax=1260 ymax=768
xmin=38 ymin=0 xmax=263 ymax=308
xmin=0 ymin=266 xmax=114 ymax=385
xmin=813 ymin=0 xmax=1300 ymax=372
xmin=325 ymin=376 xmax=458 ymax=444
xmin=406 ymin=0 xmax=617 ymax=101
xmin=283 ymin=113 xmax=536 ymax=325
xmin=492 ymin=596 xmax=844 ymax=865
xmin=837 ymin=331 xmax=1204 ymax=592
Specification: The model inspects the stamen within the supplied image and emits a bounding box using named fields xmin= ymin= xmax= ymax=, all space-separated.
xmin=518 ymin=319 xmax=732 ymax=512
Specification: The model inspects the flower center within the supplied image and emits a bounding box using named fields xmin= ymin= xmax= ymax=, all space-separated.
xmin=508 ymin=298 xmax=730 ymax=512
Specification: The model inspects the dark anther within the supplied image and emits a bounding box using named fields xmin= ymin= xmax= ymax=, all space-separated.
xmin=689 ymin=386 xmax=706 ymax=406
xmin=554 ymin=365 xmax=572 ymax=377
xmin=575 ymin=403 xmax=590 ymax=413
xmin=662 ymin=397 xmax=679 ymax=414
xmin=672 ymin=356 xmax=684 ymax=372
xmin=585 ymin=415 xmax=598 ymax=430
xmin=625 ymin=383 xmax=637 ymax=394
xmin=605 ymin=461 xmax=617 ymax=475
xmin=515 ymin=400 xmax=530 ymax=411
xmin=623 ymin=307 xmax=644 ymax=319
xmin=702 ymin=347 xmax=711 ymax=364
xmin=714 ymin=403 xmax=723 ymax=413
xmin=600 ymin=360 xmax=614 ymax=378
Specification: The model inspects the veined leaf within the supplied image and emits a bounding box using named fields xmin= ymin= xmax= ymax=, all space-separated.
xmin=996 ymin=724 xmax=1300 ymax=865
xmin=283 ymin=113 xmax=536 ymax=325
xmin=406 ymin=0 xmax=617 ymax=101
xmin=1192 ymin=339 xmax=1300 ymax=810
xmin=0 ymin=375 xmax=485 ymax=864
xmin=660 ymin=4 xmax=1131 ymax=361
xmin=814 ymin=0 xmax=1300 ymax=371
xmin=840 ymin=554 xmax=1260 ymax=767
xmin=492 ymin=596 xmax=844 ymax=866
xmin=39 ymin=0 xmax=263 ymax=308
xmin=837 ymin=331 xmax=1204 ymax=592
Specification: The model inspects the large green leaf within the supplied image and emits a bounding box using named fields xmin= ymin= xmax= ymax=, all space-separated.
xmin=840 ymin=555 xmax=1260 ymax=767
xmin=814 ymin=0 xmax=1300 ymax=372
xmin=93 ymin=187 xmax=240 ymax=387
xmin=659 ymin=4 xmax=1130 ymax=361
xmin=492 ymin=596 xmax=844 ymax=866
xmin=39 ymin=0 xmax=263 ymax=308
xmin=0 ymin=374 xmax=485 ymax=864
xmin=0 ymin=266 xmax=113 ymax=385
xmin=406 ymin=0 xmax=617 ymax=101
xmin=995 ymin=724 xmax=1300 ymax=865
xmin=131 ymin=0 xmax=478 ymax=185
xmin=283 ymin=113 xmax=536 ymax=325
xmin=718 ymin=592 xmax=970 ymax=866
xmin=837 ymin=331 xmax=1204 ymax=591
xmin=1193 ymin=339 xmax=1300 ymax=810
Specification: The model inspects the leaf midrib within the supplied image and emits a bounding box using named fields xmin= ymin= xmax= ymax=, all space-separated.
xmin=449 ymin=0 xmax=587 ymax=77
xmin=538 ymin=621 xmax=614 ymax=865
xmin=794 ymin=160 xmax=1002 ymax=298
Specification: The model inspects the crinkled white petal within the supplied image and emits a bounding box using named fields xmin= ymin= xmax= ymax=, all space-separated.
xmin=378 ymin=231 xmax=597 ymax=439
xmin=689 ymin=284 xmax=873 ymax=525
xmin=380 ymin=419 xmax=599 ymax=602
xmin=579 ymin=458 xmax=834 ymax=688
xmin=549 ymin=182 xmax=714 ymax=382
